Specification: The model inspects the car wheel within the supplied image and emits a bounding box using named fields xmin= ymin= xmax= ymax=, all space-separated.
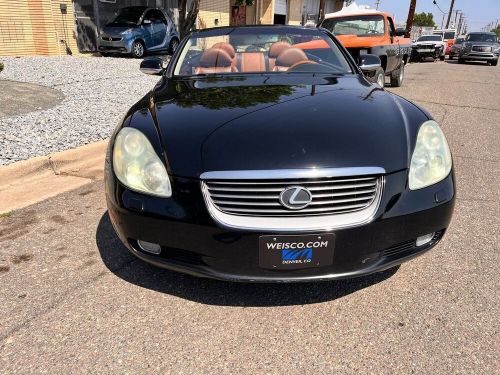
xmin=168 ymin=38 xmax=179 ymax=55
xmin=132 ymin=40 xmax=145 ymax=58
xmin=373 ymin=67 xmax=385 ymax=88
xmin=491 ymin=59 xmax=498 ymax=66
xmin=390 ymin=63 xmax=404 ymax=87
xmin=440 ymin=55 xmax=445 ymax=61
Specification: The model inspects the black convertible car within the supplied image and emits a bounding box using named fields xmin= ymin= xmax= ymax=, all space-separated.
xmin=105 ymin=26 xmax=455 ymax=282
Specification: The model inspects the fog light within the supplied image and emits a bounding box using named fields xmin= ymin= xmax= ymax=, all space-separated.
xmin=416 ymin=233 xmax=435 ymax=247
xmin=137 ymin=240 xmax=161 ymax=254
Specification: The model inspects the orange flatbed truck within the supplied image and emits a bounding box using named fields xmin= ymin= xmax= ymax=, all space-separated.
xmin=319 ymin=8 xmax=412 ymax=87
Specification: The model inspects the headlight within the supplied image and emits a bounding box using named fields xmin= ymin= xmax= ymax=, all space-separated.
xmin=121 ymin=28 xmax=134 ymax=35
xmin=113 ymin=127 xmax=172 ymax=197
xmin=409 ymin=120 xmax=452 ymax=190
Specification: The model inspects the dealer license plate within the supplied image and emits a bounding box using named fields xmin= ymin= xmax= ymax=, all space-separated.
xmin=259 ymin=234 xmax=335 ymax=270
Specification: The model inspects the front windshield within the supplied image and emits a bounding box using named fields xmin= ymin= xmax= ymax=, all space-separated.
xmin=455 ymin=38 xmax=465 ymax=44
xmin=418 ymin=35 xmax=442 ymax=42
xmin=174 ymin=27 xmax=352 ymax=77
xmin=443 ymin=31 xmax=455 ymax=39
xmin=108 ymin=7 xmax=145 ymax=26
xmin=321 ymin=16 xmax=385 ymax=37
xmin=466 ymin=33 xmax=497 ymax=42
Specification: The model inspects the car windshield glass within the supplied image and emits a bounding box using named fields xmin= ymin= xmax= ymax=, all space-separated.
xmin=321 ymin=15 xmax=385 ymax=37
xmin=418 ymin=35 xmax=442 ymax=42
xmin=173 ymin=27 xmax=352 ymax=76
xmin=108 ymin=7 xmax=145 ymax=26
xmin=455 ymin=38 xmax=465 ymax=44
xmin=443 ymin=32 xmax=455 ymax=39
xmin=466 ymin=33 xmax=496 ymax=42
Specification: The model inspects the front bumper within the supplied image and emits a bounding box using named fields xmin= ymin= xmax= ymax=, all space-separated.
xmin=105 ymin=166 xmax=455 ymax=282
xmin=460 ymin=51 xmax=499 ymax=61
xmin=98 ymin=38 xmax=133 ymax=54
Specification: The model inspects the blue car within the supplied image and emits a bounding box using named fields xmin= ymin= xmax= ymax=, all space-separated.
xmin=98 ymin=6 xmax=179 ymax=58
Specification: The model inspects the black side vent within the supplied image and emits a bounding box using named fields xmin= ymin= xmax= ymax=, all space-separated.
xmin=382 ymin=240 xmax=416 ymax=257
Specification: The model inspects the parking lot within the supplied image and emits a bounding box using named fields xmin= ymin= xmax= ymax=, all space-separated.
xmin=0 ymin=60 xmax=499 ymax=373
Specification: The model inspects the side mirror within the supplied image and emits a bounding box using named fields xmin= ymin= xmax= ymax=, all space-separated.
xmin=143 ymin=19 xmax=152 ymax=25
xmin=394 ymin=28 xmax=407 ymax=37
xmin=140 ymin=57 xmax=164 ymax=75
xmin=358 ymin=54 xmax=381 ymax=73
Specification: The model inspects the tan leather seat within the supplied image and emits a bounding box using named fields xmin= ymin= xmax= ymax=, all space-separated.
xmin=212 ymin=42 xmax=237 ymax=69
xmin=237 ymin=52 xmax=266 ymax=72
xmin=273 ymin=47 xmax=310 ymax=72
xmin=268 ymin=41 xmax=291 ymax=70
xmin=195 ymin=48 xmax=237 ymax=74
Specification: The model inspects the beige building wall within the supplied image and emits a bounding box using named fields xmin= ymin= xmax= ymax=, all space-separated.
xmin=199 ymin=0 xmax=230 ymax=28
xmin=287 ymin=0 xmax=303 ymax=25
xmin=259 ymin=0 xmax=274 ymax=24
xmin=0 ymin=0 xmax=78 ymax=56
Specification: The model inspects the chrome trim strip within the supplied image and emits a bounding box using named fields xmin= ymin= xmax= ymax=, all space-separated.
xmin=200 ymin=167 xmax=385 ymax=180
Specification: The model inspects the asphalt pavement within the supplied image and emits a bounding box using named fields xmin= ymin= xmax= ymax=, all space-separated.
xmin=1 ymin=60 xmax=499 ymax=374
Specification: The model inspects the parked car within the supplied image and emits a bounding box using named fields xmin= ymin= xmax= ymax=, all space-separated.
xmin=449 ymin=36 xmax=466 ymax=59
xmin=105 ymin=26 xmax=455 ymax=282
xmin=411 ymin=35 xmax=446 ymax=62
xmin=98 ymin=6 xmax=179 ymax=58
xmin=433 ymin=28 xmax=457 ymax=56
xmin=458 ymin=32 xmax=500 ymax=66
xmin=319 ymin=7 xmax=411 ymax=87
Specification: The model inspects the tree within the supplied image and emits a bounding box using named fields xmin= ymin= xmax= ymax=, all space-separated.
xmin=491 ymin=25 xmax=500 ymax=38
xmin=413 ymin=12 xmax=436 ymax=27
xmin=178 ymin=0 xmax=200 ymax=39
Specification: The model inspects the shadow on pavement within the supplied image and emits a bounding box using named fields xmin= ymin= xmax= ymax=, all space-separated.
xmin=96 ymin=212 xmax=399 ymax=307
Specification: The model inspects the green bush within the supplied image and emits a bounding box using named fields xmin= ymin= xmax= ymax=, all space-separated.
xmin=0 ymin=62 xmax=4 ymax=72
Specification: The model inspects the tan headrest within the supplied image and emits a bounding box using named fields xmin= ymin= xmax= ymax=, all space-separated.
xmin=199 ymin=48 xmax=233 ymax=68
xmin=211 ymin=42 xmax=236 ymax=58
xmin=269 ymin=41 xmax=292 ymax=58
xmin=275 ymin=47 xmax=308 ymax=67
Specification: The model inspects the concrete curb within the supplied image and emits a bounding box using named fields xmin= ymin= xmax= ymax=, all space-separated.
xmin=0 ymin=140 xmax=108 ymax=214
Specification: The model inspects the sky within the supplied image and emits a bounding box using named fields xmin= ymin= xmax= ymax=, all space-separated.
xmin=362 ymin=0 xmax=500 ymax=32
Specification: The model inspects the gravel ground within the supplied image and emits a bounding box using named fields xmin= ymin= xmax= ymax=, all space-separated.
xmin=0 ymin=56 xmax=160 ymax=165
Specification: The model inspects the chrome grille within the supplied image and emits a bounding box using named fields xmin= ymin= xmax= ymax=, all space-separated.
xmin=472 ymin=45 xmax=492 ymax=52
xmin=203 ymin=175 xmax=381 ymax=217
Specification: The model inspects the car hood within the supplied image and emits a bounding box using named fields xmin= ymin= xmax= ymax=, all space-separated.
xmin=150 ymin=75 xmax=427 ymax=178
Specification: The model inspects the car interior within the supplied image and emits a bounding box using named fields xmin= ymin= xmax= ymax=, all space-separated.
xmin=175 ymin=36 xmax=349 ymax=76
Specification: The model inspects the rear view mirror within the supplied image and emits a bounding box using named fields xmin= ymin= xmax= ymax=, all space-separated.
xmin=140 ymin=57 xmax=164 ymax=75
xmin=358 ymin=54 xmax=381 ymax=72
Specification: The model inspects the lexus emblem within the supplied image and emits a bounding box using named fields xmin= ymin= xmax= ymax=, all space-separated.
xmin=279 ymin=186 xmax=313 ymax=210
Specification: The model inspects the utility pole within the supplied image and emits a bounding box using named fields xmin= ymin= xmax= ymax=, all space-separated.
xmin=375 ymin=0 xmax=381 ymax=10
xmin=457 ymin=13 xmax=463 ymax=34
xmin=405 ymin=0 xmax=417 ymax=38
xmin=453 ymin=10 xmax=461 ymax=29
xmin=445 ymin=0 xmax=455 ymax=29
xmin=318 ymin=0 xmax=325 ymax=22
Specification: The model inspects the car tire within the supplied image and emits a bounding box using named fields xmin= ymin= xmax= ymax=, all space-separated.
xmin=440 ymin=55 xmax=445 ymax=61
xmin=458 ymin=58 xmax=465 ymax=64
xmin=168 ymin=38 xmax=179 ymax=55
xmin=491 ymin=59 xmax=498 ymax=66
xmin=390 ymin=63 xmax=404 ymax=87
xmin=131 ymin=40 xmax=145 ymax=58
xmin=100 ymin=52 xmax=111 ymax=57
xmin=372 ymin=67 xmax=385 ymax=88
